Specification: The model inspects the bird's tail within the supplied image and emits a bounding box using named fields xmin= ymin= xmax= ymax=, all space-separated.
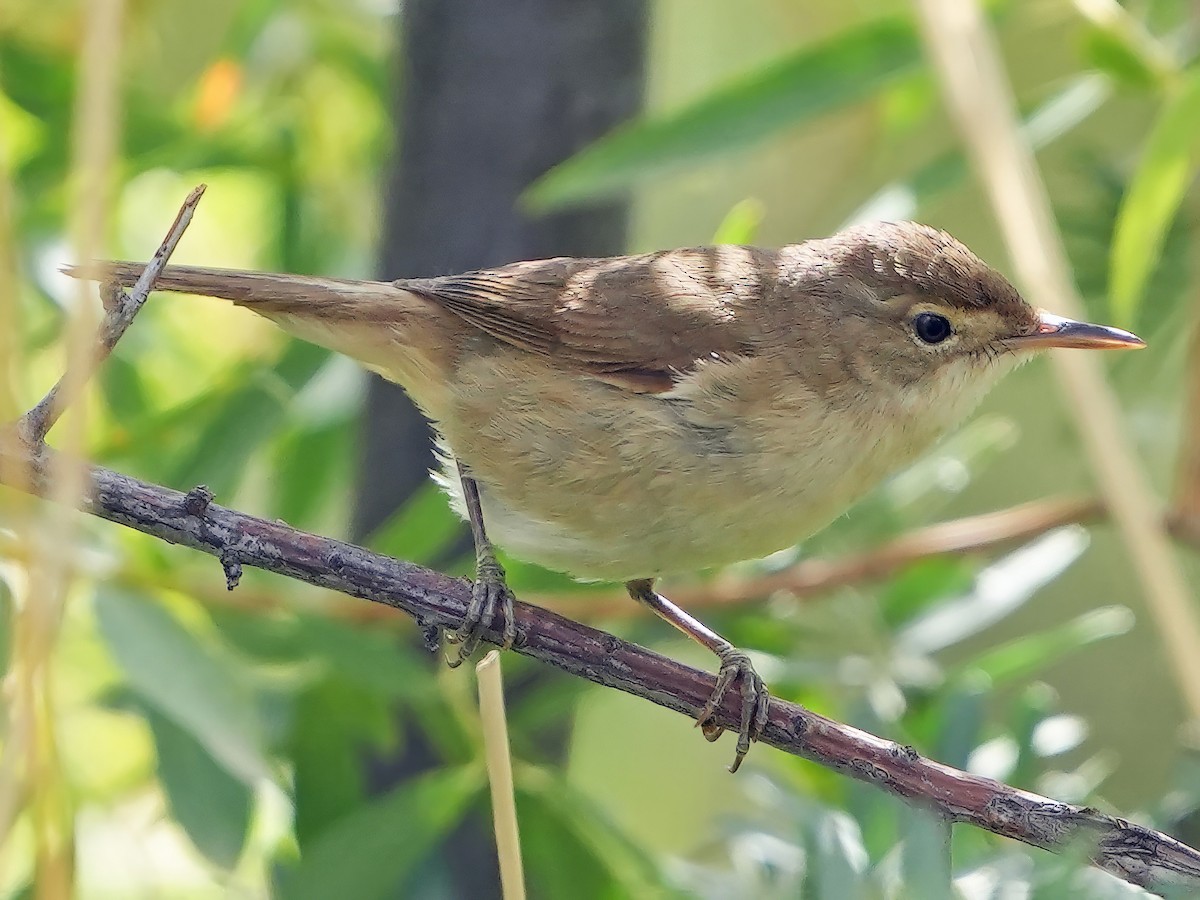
xmin=62 ymin=262 xmax=406 ymax=318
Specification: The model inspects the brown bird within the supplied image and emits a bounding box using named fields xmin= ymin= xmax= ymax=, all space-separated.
xmin=69 ymin=221 xmax=1144 ymax=772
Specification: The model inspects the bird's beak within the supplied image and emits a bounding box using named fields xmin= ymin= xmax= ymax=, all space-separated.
xmin=1004 ymin=311 xmax=1146 ymax=351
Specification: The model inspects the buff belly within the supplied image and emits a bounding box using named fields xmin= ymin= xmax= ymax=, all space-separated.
xmin=427 ymin=353 xmax=941 ymax=583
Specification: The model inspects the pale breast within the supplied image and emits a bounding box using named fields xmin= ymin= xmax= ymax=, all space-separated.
xmin=429 ymin=348 xmax=952 ymax=582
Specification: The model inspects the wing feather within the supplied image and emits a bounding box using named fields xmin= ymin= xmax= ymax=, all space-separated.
xmin=401 ymin=246 xmax=777 ymax=393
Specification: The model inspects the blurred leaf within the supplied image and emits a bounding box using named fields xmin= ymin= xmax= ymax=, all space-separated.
xmin=516 ymin=769 xmax=669 ymax=899
xmin=1010 ymin=684 xmax=1064 ymax=788
xmin=148 ymin=708 xmax=253 ymax=869
xmin=1072 ymin=0 xmax=1177 ymax=91
xmin=167 ymin=341 xmax=330 ymax=496
xmin=879 ymin=557 xmax=978 ymax=631
xmin=524 ymin=17 xmax=922 ymax=210
xmin=99 ymin=354 xmax=152 ymax=424
xmin=900 ymin=809 xmax=953 ymax=900
xmin=711 ymin=198 xmax=765 ymax=244
xmin=280 ymin=764 xmax=482 ymax=900
xmin=849 ymin=74 xmax=1109 ymax=225
xmin=95 ymin=588 xmax=269 ymax=783
xmin=289 ymin=676 xmax=397 ymax=848
xmin=1080 ymin=27 xmax=1159 ymax=90
xmin=896 ymin=528 xmax=1089 ymax=656
xmin=1110 ymin=70 xmax=1200 ymax=325
xmin=367 ymin=481 xmax=465 ymax=568
xmin=1061 ymin=160 xmax=1191 ymax=335
xmin=804 ymin=810 xmax=868 ymax=899
xmin=957 ymin=606 xmax=1133 ymax=686
xmin=293 ymin=615 xmax=433 ymax=699
xmin=271 ymin=418 xmax=352 ymax=527
xmin=929 ymin=675 xmax=989 ymax=769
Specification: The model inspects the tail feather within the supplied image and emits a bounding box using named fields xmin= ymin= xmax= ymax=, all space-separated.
xmin=63 ymin=261 xmax=406 ymax=318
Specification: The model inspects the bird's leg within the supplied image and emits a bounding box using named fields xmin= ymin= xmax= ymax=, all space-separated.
xmin=626 ymin=579 xmax=770 ymax=773
xmin=446 ymin=462 xmax=517 ymax=667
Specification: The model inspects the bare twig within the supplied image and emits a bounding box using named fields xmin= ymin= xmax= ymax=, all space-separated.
xmin=476 ymin=652 xmax=526 ymax=900
xmin=17 ymin=184 xmax=207 ymax=446
xmin=0 ymin=445 xmax=1197 ymax=892
xmin=914 ymin=0 xmax=1200 ymax=720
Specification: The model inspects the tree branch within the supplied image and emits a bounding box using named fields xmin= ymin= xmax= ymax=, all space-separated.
xmin=1 ymin=443 xmax=1198 ymax=892
xmin=13 ymin=186 xmax=1200 ymax=891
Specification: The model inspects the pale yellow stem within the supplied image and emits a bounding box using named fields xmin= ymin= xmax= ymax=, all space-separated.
xmin=913 ymin=0 xmax=1200 ymax=719
xmin=5 ymin=0 xmax=126 ymax=893
xmin=476 ymin=652 xmax=526 ymax=900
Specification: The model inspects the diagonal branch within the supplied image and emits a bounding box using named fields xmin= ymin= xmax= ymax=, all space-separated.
xmin=18 ymin=184 xmax=207 ymax=445
xmin=1 ymin=442 xmax=1198 ymax=892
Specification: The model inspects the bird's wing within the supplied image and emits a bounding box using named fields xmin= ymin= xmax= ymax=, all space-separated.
xmin=402 ymin=246 xmax=776 ymax=393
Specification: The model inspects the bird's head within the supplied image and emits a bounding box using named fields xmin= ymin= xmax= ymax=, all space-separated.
xmin=776 ymin=220 xmax=1143 ymax=434
xmin=791 ymin=220 xmax=1142 ymax=393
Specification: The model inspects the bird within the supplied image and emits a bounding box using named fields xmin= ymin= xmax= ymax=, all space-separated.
xmin=68 ymin=220 xmax=1144 ymax=772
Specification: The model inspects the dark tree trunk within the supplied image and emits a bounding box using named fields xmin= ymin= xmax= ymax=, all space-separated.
xmin=356 ymin=2 xmax=648 ymax=895
xmin=355 ymin=0 xmax=649 ymax=539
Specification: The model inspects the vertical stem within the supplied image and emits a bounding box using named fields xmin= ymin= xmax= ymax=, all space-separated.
xmin=913 ymin=0 xmax=1200 ymax=720
xmin=1174 ymin=301 xmax=1200 ymax=519
xmin=8 ymin=0 xmax=126 ymax=895
xmin=476 ymin=652 xmax=526 ymax=900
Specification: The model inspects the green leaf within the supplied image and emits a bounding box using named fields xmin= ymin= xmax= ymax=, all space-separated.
xmin=288 ymin=676 xmax=397 ymax=848
xmin=1072 ymin=0 xmax=1178 ymax=91
xmin=516 ymin=769 xmax=669 ymax=899
xmin=895 ymin=528 xmax=1087 ymax=656
xmin=523 ymin=17 xmax=922 ymax=210
xmin=147 ymin=708 xmax=253 ymax=869
xmin=271 ymin=418 xmax=353 ymax=527
xmin=279 ymin=765 xmax=483 ymax=900
xmin=958 ymin=606 xmax=1133 ymax=686
xmin=1080 ymin=26 xmax=1160 ymax=90
xmin=367 ymin=480 xmax=466 ymax=568
xmin=849 ymin=74 xmax=1108 ymax=224
xmin=879 ymin=557 xmax=977 ymax=631
xmin=929 ymin=674 xmax=989 ymax=770
xmin=711 ymin=198 xmax=765 ymax=245
xmin=804 ymin=810 xmax=868 ymax=899
xmin=95 ymin=588 xmax=269 ymax=783
xmin=1110 ymin=70 xmax=1200 ymax=325
xmin=99 ymin=353 xmax=152 ymax=424
xmin=900 ymin=808 xmax=952 ymax=900
xmin=167 ymin=341 xmax=330 ymax=496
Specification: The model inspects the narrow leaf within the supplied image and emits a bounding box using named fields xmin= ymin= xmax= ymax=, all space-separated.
xmin=279 ymin=765 xmax=482 ymax=900
xmin=148 ymin=709 xmax=253 ymax=869
xmin=900 ymin=808 xmax=953 ymax=899
xmin=1110 ymin=71 xmax=1200 ymax=325
xmin=523 ymin=17 xmax=922 ymax=210
xmin=957 ymin=605 xmax=1133 ymax=685
xmin=95 ymin=588 xmax=269 ymax=783
xmin=711 ymin=198 xmax=765 ymax=245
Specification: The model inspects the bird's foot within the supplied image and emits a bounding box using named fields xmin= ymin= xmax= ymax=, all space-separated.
xmin=446 ymin=551 xmax=517 ymax=667
xmin=697 ymin=646 xmax=770 ymax=773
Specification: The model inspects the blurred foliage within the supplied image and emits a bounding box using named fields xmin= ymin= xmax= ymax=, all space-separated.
xmin=2 ymin=0 xmax=1200 ymax=897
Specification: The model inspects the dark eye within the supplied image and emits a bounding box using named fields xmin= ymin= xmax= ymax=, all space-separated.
xmin=913 ymin=312 xmax=952 ymax=344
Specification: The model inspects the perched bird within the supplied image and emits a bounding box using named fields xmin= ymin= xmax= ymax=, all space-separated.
xmin=70 ymin=220 xmax=1144 ymax=771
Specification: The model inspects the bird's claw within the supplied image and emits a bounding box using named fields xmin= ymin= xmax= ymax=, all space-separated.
xmin=446 ymin=553 xmax=517 ymax=667
xmin=696 ymin=646 xmax=770 ymax=773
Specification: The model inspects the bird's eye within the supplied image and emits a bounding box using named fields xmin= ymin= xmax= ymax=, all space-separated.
xmin=913 ymin=312 xmax=953 ymax=344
